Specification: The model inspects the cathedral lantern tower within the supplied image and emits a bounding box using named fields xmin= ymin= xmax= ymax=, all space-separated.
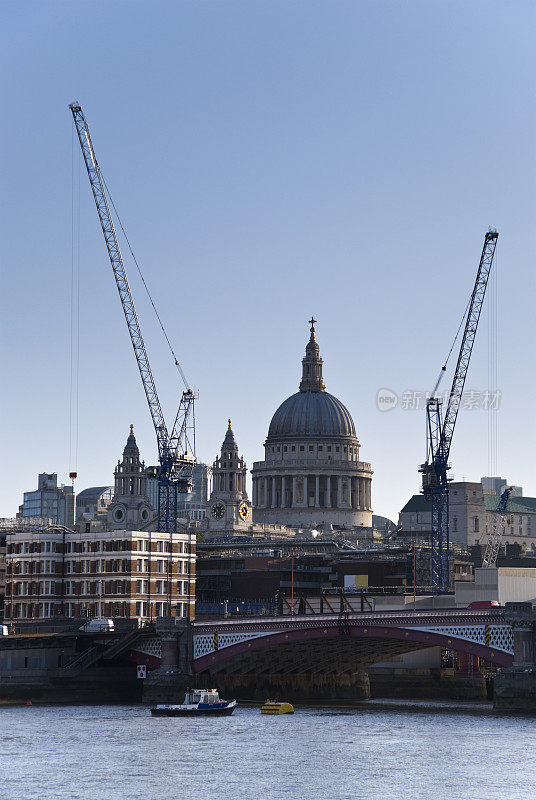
xmin=207 ymin=420 xmax=251 ymax=533
xmin=107 ymin=426 xmax=154 ymax=530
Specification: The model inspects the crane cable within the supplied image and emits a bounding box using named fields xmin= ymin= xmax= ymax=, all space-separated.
xmin=69 ymin=128 xmax=81 ymax=472
xmin=430 ymin=293 xmax=472 ymax=397
xmin=100 ymin=173 xmax=190 ymax=392
xmin=487 ymin=247 xmax=498 ymax=475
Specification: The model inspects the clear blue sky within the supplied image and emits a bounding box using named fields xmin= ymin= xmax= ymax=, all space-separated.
xmin=1 ymin=0 xmax=534 ymax=521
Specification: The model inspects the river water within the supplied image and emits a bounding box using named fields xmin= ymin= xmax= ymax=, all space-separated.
xmin=0 ymin=701 xmax=534 ymax=800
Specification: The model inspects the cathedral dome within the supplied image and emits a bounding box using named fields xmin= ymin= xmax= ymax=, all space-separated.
xmin=252 ymin=319 xmax=372 ymax=531
xmin=266 ymin=318 xmax=357 ymax=442
xmin=268 ymin=391 xmax=356 ymax=440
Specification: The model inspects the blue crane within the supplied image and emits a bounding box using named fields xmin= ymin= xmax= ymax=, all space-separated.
xmin=482 ymin=486 xmax=513 ymax=568
xmin=420 ymin=230 xmax=499 ymax=592
xmin=70 ymin=102 xmax=196 ymax=534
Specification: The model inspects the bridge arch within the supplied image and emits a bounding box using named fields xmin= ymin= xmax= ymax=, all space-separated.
xmin=193 ymin=616 xmax=513 ymax=675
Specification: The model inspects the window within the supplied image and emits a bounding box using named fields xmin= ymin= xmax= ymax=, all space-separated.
xmin=453 ymin=517 xmax=458 ymax=532
xmin=156 ymin=560 xmax=166 ymax=573
xmin=136 ymin=601 xmax=148 ymax=617
xmin=336 ymin=447 xmax=340 ymax=453
xmin=309 ymin=446 xmax=313 ymax=452
xmin=284 ymin=446 xmax=287 ymax=452
xmin=318 ymin=446 xmax=323 ymax=452
xmin=300 ymin=446 xmax=304 ymax=452
xmin=473 ymin=517 xmax=479 ymax=533
xmin=291 ymin=446 xmax=295 ymax=452
xmin=157 ymin=541 xmax=164 ymax=553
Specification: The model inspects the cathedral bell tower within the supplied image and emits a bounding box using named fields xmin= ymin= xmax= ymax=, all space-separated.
xmin=107 ymin=426 xmax=154 ymax=530
xmin=207 ymin=420 xmax=251 ymax=533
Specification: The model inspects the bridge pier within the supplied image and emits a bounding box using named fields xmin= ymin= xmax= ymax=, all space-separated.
xmin=494 ymin=602 xmax=536 ymax=712
xmin=368 ymin=668 xmax=487 ymax=701
xmin=142 ymin=619 xmax=193 ymax=705
xmin=204 ymin=671 xmax=371 ymax=704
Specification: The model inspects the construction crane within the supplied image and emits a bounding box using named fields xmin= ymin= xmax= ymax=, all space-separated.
xmin=70 ymin=102 xmax=196 ymax=534
xmin=482 ymin=486 xmax=513 ymax=568
xmin=420 ymin=230 xmax=499 ymax=592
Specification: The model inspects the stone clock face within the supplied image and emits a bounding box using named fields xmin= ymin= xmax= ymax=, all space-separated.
xmin=211 ymin=502 xmax=225 ymax=520
xmin=238 ymin=502 xmax=249 ymax=521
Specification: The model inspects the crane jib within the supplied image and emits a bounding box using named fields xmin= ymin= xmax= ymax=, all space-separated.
xmin=421 ymin=230 xmax=498 ymax=592
xmin=437 ymin=231 xmax=498 ymax=463
xmin=70 ymin=103 xmax=195 ymax=532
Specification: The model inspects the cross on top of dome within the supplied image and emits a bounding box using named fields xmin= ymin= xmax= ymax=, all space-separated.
xmin=300 ymin=317 xmax=325 ymax=392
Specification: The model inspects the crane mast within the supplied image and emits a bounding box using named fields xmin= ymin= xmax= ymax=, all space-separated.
xmin=420 ymin=230 xmax=498 ymax=592
xmin=70 ymin=102 xmax=195 ymax=533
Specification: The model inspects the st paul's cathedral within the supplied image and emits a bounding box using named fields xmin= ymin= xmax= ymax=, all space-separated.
xmin=204 ymin=319 xmax=373 ymax=538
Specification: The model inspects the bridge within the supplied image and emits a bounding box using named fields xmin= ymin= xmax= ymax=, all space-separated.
xmin=1 ymin=605 xmax=533 ymax=707
xmin=132 ymin=608 xmax=515 ymax=676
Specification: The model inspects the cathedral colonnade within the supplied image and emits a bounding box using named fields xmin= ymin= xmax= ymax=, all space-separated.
xmin=252 ymin=473 xmax=372 ymax=511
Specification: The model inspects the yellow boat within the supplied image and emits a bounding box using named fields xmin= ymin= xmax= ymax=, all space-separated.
xmin=261 ymin=700 xmax=294 ymax=714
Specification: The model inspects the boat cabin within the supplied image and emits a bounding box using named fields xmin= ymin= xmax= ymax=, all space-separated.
xmin=186 ymin=689 xmax=221 ymax=705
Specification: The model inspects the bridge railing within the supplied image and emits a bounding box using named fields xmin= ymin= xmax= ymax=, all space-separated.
xmin=193 ymin=604 xmax=507 ymax=627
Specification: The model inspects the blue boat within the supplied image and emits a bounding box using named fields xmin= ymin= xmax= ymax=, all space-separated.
xmin=151 ymin=688 xmax=237 ymax=717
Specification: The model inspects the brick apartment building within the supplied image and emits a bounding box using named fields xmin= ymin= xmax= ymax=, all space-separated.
xmin=4 ymin=528 xmax=196 ymax=623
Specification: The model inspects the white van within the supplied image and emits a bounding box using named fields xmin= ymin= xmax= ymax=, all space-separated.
xmin=78 ymin=618 xmax=115 ymax=633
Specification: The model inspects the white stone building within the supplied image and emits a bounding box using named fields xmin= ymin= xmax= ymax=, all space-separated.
xmin=206 ymin=420 xmax=252 ymax=535
xmin=399 ymin=480 xmax=536 ymax=551
xmin=107 ymin=427 xmax=154 ymax=530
